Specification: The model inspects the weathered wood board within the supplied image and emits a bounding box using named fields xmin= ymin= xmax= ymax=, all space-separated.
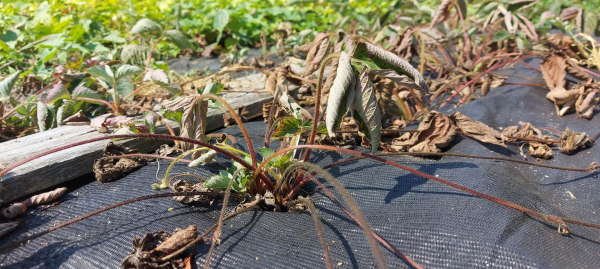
xmin=0 ymin=87 xmax=272 ymax=204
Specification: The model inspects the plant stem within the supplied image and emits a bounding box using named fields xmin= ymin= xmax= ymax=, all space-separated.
xmin=297 ymin=196 xmax=334 ymax=269
xmin=194 ymin=94 xmax=257 ymax=167
xmin=257 ymin=144 xmax=600 ymax=233
xmin=303 ymin=54 xmax=340 ymax=162
xmin=203 ymin=168 xmax=245 ymax=269
xmin=122 ymin=83 xmax=152 ymax=101
xmin=0 ymin=102 xmax=38 ymax=123
xmin=145 ymin=38 xmax=162 ymax=71
xmin=321 ymin=152 xmax=597 ymax=174
xmin=505 ymin=135 xmax=560 ymax=144
xmin=453 ymin=1 xmax=471 ymax=63
xmin=285 ymin=162 xmax=388 ymax=269
xmin=264 ymin=85 xmax=283 ymax=148
xmin=440 ymin=54 xmax=536 ymax=107
xmin=298 ymin=170 xmax=424 ymax=269
xmin=32 ymin=80 xmax=58 ymax=96
xmin=418 ymin=32 xmax=426 ymax=76
xmin=72 ymin=97 xmax=117 ymax=112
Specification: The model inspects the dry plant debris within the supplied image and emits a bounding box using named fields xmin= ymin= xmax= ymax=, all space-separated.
xmin=93 ymin=143 xmax=152 ymax=183
xmin=1 ymin=187 xmax=67 ymax=218
xmin=122 ymin=225 xmax=198 ymax=269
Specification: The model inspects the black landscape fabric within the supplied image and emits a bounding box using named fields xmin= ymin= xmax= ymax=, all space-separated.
xmin=1 ymin=60 xmax=600 ymax=268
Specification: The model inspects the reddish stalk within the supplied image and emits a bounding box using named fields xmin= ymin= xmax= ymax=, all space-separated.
xmin=298 ymin=171 xmax=424 ymax=269
xmin=581 ymin=67 xmax=600 ymax=79
xmin=505 ymin=135 xmax=560 ymax=144
xmin=32 ymin=80 xmax=59 ymax=96
xmin=440 ymin=54 xmax=536 ymax=107
xmin=303 ymin=55 xmax=338 ymax=162
xmin=518 ymin=60 xmax=541 ymax=72
xmin=145 ymin=38 xmax=162 ymax=71
xmin=74 ymin=97 xmax=117 ymax=112
xmin=194 ymin=94 xmax=257 ymax=167
xmin=437 ymin=44 xmax=452 ymax=66
xmin=296 ymin=196 xmax=334 ymax=269
xmin=503 ymin=82 xmax=546 ymax=87
xmin=453 ymin=1 xmax=471 ymax=63
xmin=258 ymin=144 xmax=600 ymax=232
xmin=264 ymin=86 xmax=283 ymax=148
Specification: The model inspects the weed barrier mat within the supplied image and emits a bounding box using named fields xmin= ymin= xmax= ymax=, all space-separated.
xmin=1 ymin=62 xmax=600 ymax=268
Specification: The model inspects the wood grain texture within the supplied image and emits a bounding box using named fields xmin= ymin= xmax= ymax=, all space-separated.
xmin=0 ymin=90 xmax=272 ymax=204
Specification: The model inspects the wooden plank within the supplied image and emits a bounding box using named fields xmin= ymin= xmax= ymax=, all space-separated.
xmin=0 ymin=87 xmax=272 ymax=204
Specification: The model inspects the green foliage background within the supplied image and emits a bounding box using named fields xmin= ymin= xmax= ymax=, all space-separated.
xmin=0 ymin=0 xmax=599 ymax=77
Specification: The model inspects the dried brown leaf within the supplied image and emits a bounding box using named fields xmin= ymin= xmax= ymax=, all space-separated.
xmin=265 ymin=70 xmax=277 ymax=96
xmin=560 ymin=7 xmax=583 ymax=32
xmin=566 ymin=58 xmax=593 ymax=81
xmin=517 ymin=15 xmax=539 ymax=42
xmin=304 ymin=38 xmax=330 ymax=76
xmin=501 ymin=121 xmax=542 ymax=142
xmin=392 ymin=111 xmax=457 ymax=152
xmin=192 ymin=100 xmax=208 ymax=159
xmin=529 ymin=142 xmax=553 ymax=159
xmin=451 ymin=112 xmax=507 ymax=147
xmin=304 ymin=33 xmax=329 ymax=75
xmin=1 ymin=187 xmax=67 ymax=218
xmin=93 ymin=143 xmax=150 ymax=183
xmin=546 ymin=86 xmax=580 ymax=116
xmin=575 ymin=86 xmax=598 ymax=119
xmin=430 ymin=0 xmax=452 ymax=29
xmin=560 ymin=127 xmax=592 ymax=154
xmin=540 ymin=11 xmax=556 ymax=24
xmin=481 ymin=76 xmax=492 ymax=97
xmin=153 ymin=225 xmax=198 ymax=256
xmin=172 ymin=180 xmax=213 ymax=204
xmin=546 ymin=34 xmax=587 ymax=60
xmin=369 ymin=69 xmax=424 ymax=92
xmin=540 ymin=53 xmax=567 ymax=90
xmin=122 ymin=226 xmax=197 ymax=269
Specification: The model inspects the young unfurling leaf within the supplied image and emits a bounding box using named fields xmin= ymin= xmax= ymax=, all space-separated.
xmin=272 ymin=117 xmax=302 ymax=138
xmin=325 ymin=51 xmax=356 ymax=136
xmin=352 ymin=67 xmax=382 ymax=153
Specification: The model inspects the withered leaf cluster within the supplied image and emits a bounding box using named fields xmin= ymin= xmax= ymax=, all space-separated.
xmin=1 ymin=187 xmax=67 ymax=219
xmin=560 ymin=127 xmax=592 ymax=154
xmin=171 ymin=180 xmax=214 ymax=205
xmin=391 ymin=111 xmax=456 ymax=152
xmin=451 ymin=111 xmax=507 ymax=147
xmin=122 ymin=225 xmax=197 ymax=269
xmin=502 ymin=122 xmax=554 ymax=159
xmin=541 ymin=35 xmax=600 ymax=118
xmin=93 ymin=142 xmax=151 ymax=183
